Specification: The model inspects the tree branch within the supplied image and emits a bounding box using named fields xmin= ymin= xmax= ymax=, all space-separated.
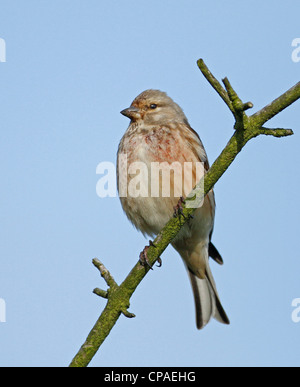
xmin=251 ymin=82 xmax=300 ymax=127
xmin=69 ymin=59 xmax=299 ymax=367
xmin=197 ymin=59 xmax=235 ymax=115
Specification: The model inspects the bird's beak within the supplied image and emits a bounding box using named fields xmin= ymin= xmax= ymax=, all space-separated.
xmin=120 ymin=106 xmax=141 ymax=120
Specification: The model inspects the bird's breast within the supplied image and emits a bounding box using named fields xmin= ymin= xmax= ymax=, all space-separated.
xmin=121 ymin=125 xmax=193 ymax=165
xmin=117 ymin=123 xmax=209 ymax=236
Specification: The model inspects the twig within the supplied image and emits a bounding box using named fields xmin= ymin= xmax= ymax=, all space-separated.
xmin=93 ymin=288 xmax=108 ymax=299
xmin=251 ymin=82 xmax=300 ymax=127
xmin=92 ymin=258 xmax=117 ymax=289
xmin=197 ymin=59 xmax=235 ymax=115
xmin=259 ymin=127 xmax=294 ymax=137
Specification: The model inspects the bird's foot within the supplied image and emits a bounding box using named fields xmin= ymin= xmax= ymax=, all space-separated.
xmin=139 ymin=240 xmax=162 ymax=269
xmin=173 ymin=196 xmax=185 ymax=218
xmin=173 ymin=196 xmax=194 ymax=221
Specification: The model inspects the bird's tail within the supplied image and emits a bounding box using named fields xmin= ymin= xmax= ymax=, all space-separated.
xmin=186 ymin=263 xmax=230 ymax=329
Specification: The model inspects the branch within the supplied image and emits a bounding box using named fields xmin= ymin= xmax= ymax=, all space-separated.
xmin=197 ymin=59 xmax=235 ymax=115
xmin=251 ymin=82 xmax=300 ymax=127
xmin=92 ymin=258 xmax=117 ymax=290
xmin=69 ymin=59 xmax=299 ymax=367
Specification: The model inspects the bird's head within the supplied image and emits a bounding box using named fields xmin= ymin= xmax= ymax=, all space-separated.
xmin=121 ymin=89 xmax=189 ymax=126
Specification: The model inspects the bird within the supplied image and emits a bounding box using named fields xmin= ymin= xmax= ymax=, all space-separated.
xmin=117 ymin=89 xmax=229 ymax=329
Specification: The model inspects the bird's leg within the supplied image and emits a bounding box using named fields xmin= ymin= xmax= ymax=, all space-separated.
xmin=173 ymin=196 xmax=194 ymax=221
xmin=173 ymin=196 xmax=185 ymax=218
xmin=139 ymin=240 xmax=162 ymax=269
xmin=139 ymin=245 xmax=152 ymax=269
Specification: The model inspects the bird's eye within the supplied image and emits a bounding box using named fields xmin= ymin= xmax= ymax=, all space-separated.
xmin=150 ymin=104 xmax=157 ymax=109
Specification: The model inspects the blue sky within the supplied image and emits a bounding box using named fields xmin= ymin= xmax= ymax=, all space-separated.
xmin=0 ymin=0 xmax=299 ymax=367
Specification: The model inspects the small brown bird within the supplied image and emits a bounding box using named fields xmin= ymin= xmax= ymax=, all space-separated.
xmin=117 ymin=89 xmax=229 ymax=329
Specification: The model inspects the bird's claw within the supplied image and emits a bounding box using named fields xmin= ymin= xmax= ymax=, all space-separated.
xmin=139 ymin=245 xmax=153 ymax=270
xmin=139 ymin=240 xmax=162 ymax=269
xmin=173 ymin=196 xmax=185 ymax=218
xmin=173 ymin=196 xmax=193 ymax=221
xmin=173 ymin=196 xmax=194 ymax=221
